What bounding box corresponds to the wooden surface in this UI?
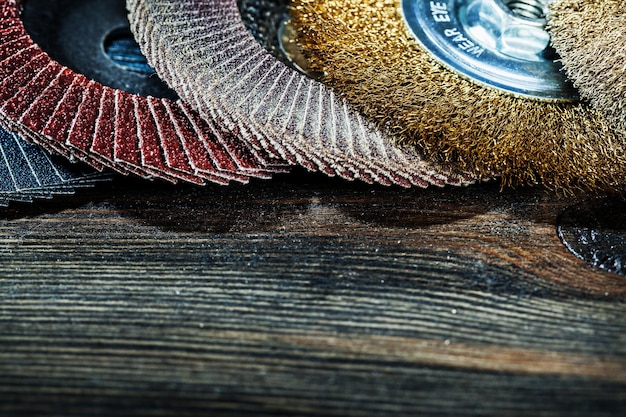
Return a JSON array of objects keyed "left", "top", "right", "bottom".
[{"left": 0, "top": 169, "right": 625, "bottom": 416}]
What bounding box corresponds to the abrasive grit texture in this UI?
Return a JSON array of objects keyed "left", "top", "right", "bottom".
[{"left": 291, "top": 0, "right": 626, "bottom": 191}]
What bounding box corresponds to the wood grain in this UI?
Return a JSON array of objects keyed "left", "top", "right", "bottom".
[{"left": 0, "top": 170, "right": 624, "bottom": 416}]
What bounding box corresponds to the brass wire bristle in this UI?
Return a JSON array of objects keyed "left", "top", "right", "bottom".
[
  {"left": 291, "top": 0, "right": 626, "bottom": 191},
  {"left": 548, "top": 0, "right": 625, "bottom": 135}
]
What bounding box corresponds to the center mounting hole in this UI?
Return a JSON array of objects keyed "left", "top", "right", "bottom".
[
  {"left": 21, "top": 0, "right": 178, "bottom": 100},
  {"left": 103, "top": 27, "right": 156, "bottom": 76}
]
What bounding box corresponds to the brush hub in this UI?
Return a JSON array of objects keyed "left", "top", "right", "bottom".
[{"left": 402, "top": 0, "right": 578, "bottom": 101}]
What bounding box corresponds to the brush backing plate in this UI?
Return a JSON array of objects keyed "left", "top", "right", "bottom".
[
  {"left": 240, "top": 0, "right": 317, "bottom": 77},
  {"left": 127, "top": 0, "right": 474, "bottom": 188},
  {"left": 239, "top": 0, "right": 291, "bottom": 68},
  {"left": 0, "top": 0, "right": 287, "bottom": 187}
]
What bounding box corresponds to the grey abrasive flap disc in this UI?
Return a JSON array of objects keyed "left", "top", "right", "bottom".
[
  {"left": 0, "top": 126, "right": 108, "bottom": 206},
  {"left": 126, "top": 0, "right": 474, "bottom": 188}
]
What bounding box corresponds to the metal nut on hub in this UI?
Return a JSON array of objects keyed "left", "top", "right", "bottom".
[
  {"left": 465, "top": 0, "right": 551, "bottom": 61},
  {"left": 402, "top": 0, "right": 577, "bottom": 101}
]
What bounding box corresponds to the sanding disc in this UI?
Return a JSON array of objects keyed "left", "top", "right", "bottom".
[
  {"left": 0, "top": 125, "right": 107, "bottom": 206},
  {"left": 291, "top": 0, "right": 626, "bottom": 191},
  {"left": 126, "top": 0, "right": 474, "bottom": 188},
  {"left": 0, "top": 0, "right": 287, "bottom": 186},
  {"left": 548, "top": 0, "right": 625, "bottom": 134}
]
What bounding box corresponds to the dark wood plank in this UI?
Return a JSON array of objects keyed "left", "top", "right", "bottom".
[{"left": 0, "top": 170, "right": 624, "bottom": 416}]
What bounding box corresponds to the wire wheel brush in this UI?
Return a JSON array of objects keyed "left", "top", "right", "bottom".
[
  {"left": 548, "top": 0, "right": 625, "bottom": 135},
  {"left": 291, "top": 0, "right": 626, "bottom": 191},
  {"left": 126, "top": 0, "right": 474, "bottom": 188}
]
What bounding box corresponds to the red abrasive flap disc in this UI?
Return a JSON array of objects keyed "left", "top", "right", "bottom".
[{"left": 0, "top": 0, "right": 289, "bottom": 186}]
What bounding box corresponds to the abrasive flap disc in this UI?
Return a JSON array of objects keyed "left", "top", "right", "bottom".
[
  {"left": 0, "top": 0, "right": 288, "bottom": 186},
  {"left": 0, "top": 126, "right": 107, "bottom": 206},
  {"left": 127, "top": 0, "right": 474, "bottom": 188},
  {"left": 291, "top": 0, "right": 626, "bottom": 191},
  {"left": 548, "top": 0, "right": 626, "bottom": 134}
]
